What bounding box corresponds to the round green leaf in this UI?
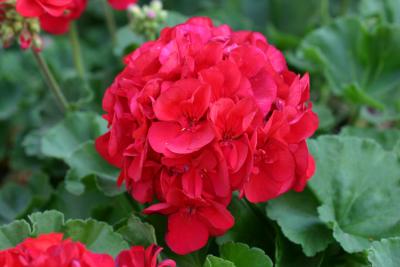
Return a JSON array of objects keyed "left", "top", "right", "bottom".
[
  {"left": 220, "top": 242, "right": 273, "bottom": 267},
  {"left": 204, "top": 255, "right": 236, "bottom": 267},
  {"left": 65, "top": 219, "right": 129, "bottom": 257},
  {"left": 309, "top": 136, "right": 400, "bottom": 253},
  {"left": 117, "top": 214, "right": 157, "bottom": 247},
  {"left": 368, "top": 237, "right": 400, "bottom": 267},
  {"left": 266, "top": 189, "right": 333, "bottom": 256}
]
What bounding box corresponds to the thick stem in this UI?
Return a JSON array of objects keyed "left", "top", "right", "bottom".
[
  {"left": 102, "top": 0, "right": 117, "bottom": 46},
  {"left": 69, "top": 22, "right": 86, "bottom": 80},
  {"left": 32, "top": 50, "right": 69, "bottom": 112}
]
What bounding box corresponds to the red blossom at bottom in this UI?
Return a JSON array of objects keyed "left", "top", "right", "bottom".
[
  {"left": 0, "top": 233, "right": 176, "bottom": 267},
  {"left": 0, "top": 233, "right": 114, "bottom": 267}
]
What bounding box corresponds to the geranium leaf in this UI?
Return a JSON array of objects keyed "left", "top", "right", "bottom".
[
  {"left": 0, "top": 173, "right": 52, "bottom": 225},
  {"left": 368, "top": 237, "right": 400, "bottom": 267},
  {"left": 359, "top": 0, "right": 400, "bottom": 25},
  {"left": 274, "top": 233, "right": 326, "bottom": 267},
  {"left": 64, "top": 219, "right": 129, "bottom": 256},
  {"left": 266, "top": 189, "right": 333, "bottom": 256},
  {"left": 0, "top": 220, "right": 31, "bottom": 250},
  {"left": 309, "top": 136, "right": 400, "bottom": 253},
  {"left": 117, "top": 214, "right": 157, "bottom": 247},
  {"left": 29, "top": 210, "right": 64, "bottom": 235},
  {"left": 220, "top": 242, "right": 273, "bottom": 267},
  {"left": 65, "top": 141, "right": 122, "bottom": 196},
  {"left": 41, "top": 111, "right": 106, "bottom": 159},
  {"left": 217, "top": 197, "right": 273, "bottom": 251},
  {"left": 204, "top": 255, "right": 236, "bottom": 267},
  {"left": 294, "top": 17, "right": 400, "bottom": 121},
  {"left": 340, "top": 126, "right": 400, "bottom": 150}
]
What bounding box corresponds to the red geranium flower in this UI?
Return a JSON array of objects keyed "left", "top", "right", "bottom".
[
  {"left": 16, "top": 0, "right": 72, "bottom": 17},
  {"left": 0, "top": 233, "right": 114, "bottom": 267},
  {"left": 15, "top": 0, "right": 87, "bottom": 35},
  {"left": 108, "top": 0, "right": 137, "bottom": 10},
  {"left": 96, "top": 17, "right": 318, "bottom": 254},
  {"left": 40, "top": 0, "right": 87, "bottom": 34},
  {"left": 117, "top": 244, "right": 176, "bottom": 267}
]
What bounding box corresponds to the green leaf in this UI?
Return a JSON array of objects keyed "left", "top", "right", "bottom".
[
  {"left": 65, "top": 141, "right": 122, "bottom": 196},
  {"left": 0, "top": 80, "right": 23, "bottom": 120},
  {"left": 0, "top": 173, "right": 52, "bottom": 224},
  {"left": 294, "top": 17, "right": 400, "bottom": 119},
  {"left": 204, "top": 255, "right": 236, "bottom": 267},
  {"left": 117, "top": 214, "right": 157, "bottom": 247},
  {"left": 313, "top": 104, "right": 335, "bottom": 131},
  {"left": 265, "top": 0, "right": 323, "bottom": 49},
  {"left": 114, "top": 26, "right": 145, "bottom": 57},
  {"left": 274, "top": 233, "right": 325, "bottom": 267},
  {"left": 0, "top": 220, "right": 31, "bottom": 249},
  {"left": 50, "top": 176, "right": 133, "bottom": 224},
  {"left": 340, "top": 126, "right": 400, "bottom": 150},
  {"left": 266, "top": 189, "right": 333, "bottom": 256},
  {"left": 368, "top": 237, "right": 400, "bottom": 267},
  {"left": 29, "top": 210, "right": 64, "bottom": 235},
  {"left": 217, "top": 197, "right": 273, "bottom": 252},
  {"left": 309, "top": 136, "right": 400, "bottom": 253},
  {"left": 359, "top": 0, "right": 400, "bottom": 25},
  {"left": 41, "top": 111, "right": 106, "bottom": 159},
  {"left": 220, "top": 242, "right": 273, "bottom": 267},
  {"left": 64, "top": 219, "right": 129, "bottom": 256}
]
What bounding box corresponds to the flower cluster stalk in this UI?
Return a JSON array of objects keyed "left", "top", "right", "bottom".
[{"left": 32, "top": 49, "right": 69, "bottom": 113}]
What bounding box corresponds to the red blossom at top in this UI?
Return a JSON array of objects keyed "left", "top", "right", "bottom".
[
  {"left": 16, "top": 0, "right": 72, "bottom": 17},
  {"left": 96, "top": 17, "right": 319, "bottom": 254},
  {"left": 16, "top": 0, "right": 87, "bottom": 35},
  {"left": 108, "top": 0, "right": 137, "bottom": 10},
  {"left": 39, "top": 0, "right": 87, "bottom": 34},
  {"left": 0, "top": 233, "right": 114, "bottom": 267}
]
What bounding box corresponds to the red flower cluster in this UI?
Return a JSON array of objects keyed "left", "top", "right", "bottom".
[
  {"left": 96, "top": 17, "right": 318, "bottom": 254},
  {"left": 108, "top": 0, "right": 137, "bottom": 10},
  {"left": 0, "top": 233, "right": 114, "bottom": 267},
  {"left": 16, "top": 0, "right": 87, "bottom": 34},
  {"left": 0, "top": 233, "right": 175, "bottom": 267}
]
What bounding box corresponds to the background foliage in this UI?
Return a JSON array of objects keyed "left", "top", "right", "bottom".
[{"left": 1, "top": 0, "right": 399, "bottom": 266}]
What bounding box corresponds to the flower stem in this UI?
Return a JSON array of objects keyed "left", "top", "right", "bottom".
[
  {"left": 102, "top": 0, "right": 117, "bottom": 46},
  {"left": 69, "top": 22, "right": 86, "bottom": 80},
  {"left": 32, "top": 50, "right": 69, "bottom": 113}
]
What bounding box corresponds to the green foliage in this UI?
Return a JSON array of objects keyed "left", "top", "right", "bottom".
[
  {"left": 117, "top": 214, "right": 157, "bottom": 247},
  {"left": 368, "top": 238, "right": 400, "bottom": 267},
  {"left": 294, "top": 16, "right": 400, "bottom": 121},
  {"left": 309, "top": 136, "right": 400, "bottom": 253},
  {"left": 220, "top": 242, "right": 273, "bottom": 267},
  {"left": 204, "top": 256, "right": 236, "bottom": 267},
  {"left": 266, "top": 189, "right": 333, "bottom": 256},
  {"left": 0, "top": 173, "right": 52, "bottom": 224}
]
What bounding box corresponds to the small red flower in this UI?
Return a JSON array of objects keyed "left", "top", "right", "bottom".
[
  {"left": 39, "top": 0, "right": 87, "bottom": 34},
  {"left": 16, "top": 0, "right": 72, "bottom": 17},
  {"left": 0, "top": 233, "right": 114, "bottom": 267},
  {"left": 96, "top": 17, "right": 319, "bottom": 254},
  {"left": 108, "top": 0, "right": 137, "bottom": 10},
  {"left": 116, "top": 244, "right": 176, "bottom": 267}
]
